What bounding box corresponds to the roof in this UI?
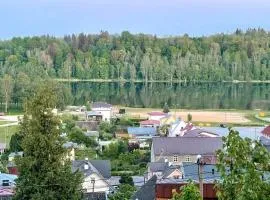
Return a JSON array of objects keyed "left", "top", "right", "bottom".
[
  {"left": 72, "top": 160, "right": 111, "bottom": 179},
  {"left": 152, "top": 137, "right": 222, "bottom": 156},
  {"left": 140, "top": 120, "right": 160, "bottom": 125},
  {"left": 262, "top": 126, "right": 270, "bottom": 136},
  {"left": 8, "top": 152, "right": 23, "bottom": 157},
  {"left": 108, "top": 176, "right": 145, "bottom": 187},
  {"left": 84, "top": 131, "right": 99, "bottom": 137},
  {"left": 85, "top": 111, "right": 103, "bottom": 116},
  {"left": 0, "top": 188, "right": 14, "bottom": 196},
  {"left": 132, "top": 175, "right": 157, "bottom": 200},
  {"left": 83, "top": 192, "right": 106, "bottom": 200},
  {"left": 148, "top": 162, "right": 168, "bottom": 172},
  {"left": 128, "top": 127, "right": 157, "bottom": 136},
  {"left": 63, "top": 142, "right": 78, "bottom": 149},
  {"left": 0, "top": 173, "right": 17, "bottom": 186},
  {"left": 183, "top": 128, "right": 219, "bottom": 137},
  {"left": 259, "top": 136, "right": 270, "bottom": 151},
  {"left": 157, "top": 162, "right": 221, "bottom": 184},
  {"left": 92, "top": 102, "right": 112, "bottom": 109},
  {"left": 148, "top": 112, "right": 166, "bottom": 116}
]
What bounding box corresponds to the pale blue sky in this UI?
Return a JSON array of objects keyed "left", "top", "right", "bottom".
[{"left": 1, "top": 0, "right": 270, "bottom": 39}]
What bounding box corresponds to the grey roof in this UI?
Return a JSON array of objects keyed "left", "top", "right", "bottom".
[
  {"left": 157, "top": 162, "right": 221, "bottom": 184},
  {"left": 76, "top": 121, "right": 99, "bottom": 131},
  {"left": 259, "top": 136, "right": 270, "bottom": 151},
  {"left": 128, "top": 127, "right": 157, "bottom": 136},
  {"left": 72, "top": 160, "right": 111, "bottom": 179},
  {"left": 63, "top": 142, "right": 78, "bottom": 149},
  {"left": 132, "top": 175, "right": 157, "bottom": 200},
  {"left": 152, "top": 137, "right": 222, "bottom": 156},
  {"left": 148, "top": 162, "right": 168, "bottom": 172},
  {"left": 92, "top": 102, "right": 112, "bottom": 109},
  {"left": 86, "top": 111, "right": 103, "bottom": 116},
  {"left": 108, "top": 176, "right": 145, "bottom": 187},
  {"left": 183, "top": 128, "right": 219, "bottom": 137},
  {"left": 162, "top": 165, "right": 184, "bottom": 179}
]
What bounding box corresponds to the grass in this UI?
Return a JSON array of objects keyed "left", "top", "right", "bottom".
[
  {"left": 0, "top": 121, "right": 14, "bottom": 125},
  {"left": 0, "top": 125, "right": 18, "bottom": 144}
]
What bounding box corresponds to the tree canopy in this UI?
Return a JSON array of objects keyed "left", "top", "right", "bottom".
[
  {"left": 216, "top": 129, "right": 270, "bottom": 200},
  {"left": 14, "top": 84, "right": 83, "bottom": 200}
]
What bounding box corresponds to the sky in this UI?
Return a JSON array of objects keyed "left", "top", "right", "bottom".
[{"left": 1, "top": 0, "right": 270, "bottom": 39}]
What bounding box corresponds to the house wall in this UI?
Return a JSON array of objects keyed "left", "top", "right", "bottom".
[
  {"left": 92, "top": 108, "right": 112, "bottom": 122},
  {"left": 153, "top": 155, "right": 217, "bottom": 164},
  {"left": 83, "top": 173, "right": 110, "bottom": 193},
  {"left": 156, "top": 183, "right": 217, "bottom": 200}
]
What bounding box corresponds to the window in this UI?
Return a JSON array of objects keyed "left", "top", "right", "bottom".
[
  {"left": 173, "top": 155, "right": 178, "bottom": 162},
  {"left": 185, "top": 156, "right": 191, "bottom": 162}
]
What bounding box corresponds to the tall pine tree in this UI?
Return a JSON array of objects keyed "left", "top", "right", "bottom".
[{"left": 14, "top": 84, "right": 82, "bottom": 200}]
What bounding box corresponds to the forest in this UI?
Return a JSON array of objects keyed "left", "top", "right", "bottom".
[{"left": 1, "top": 28, "right": 270, "bottom": 83}]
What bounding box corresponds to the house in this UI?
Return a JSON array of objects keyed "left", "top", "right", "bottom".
[
  {"left": 108, "top": 176, "right": 145, "bottom": 189},
  {"left": 0, "top": 173, "right": 17, "bottom": 187},
  {"left": 91, "top": 102, "right": 113, "bottom": 123},
  {"left": 135, "top": 162, "right": 220, "bottom": 200},
  {"left": 127, "top": 127, "right": 157, "bottom": 139},
  {"left": 147, "top": 162, "right": 169, "bottom": 180},
  {"left": 0, "top": 143, "right": 6, "bottom": 154},
  {"left": 63, "top": 142, "right": 78, "bottom": 161},
  {"left": 8, "top": 152, "right": 23, "bottom": 162},
  {"left": 72, "top": 159, "right": 112, "bottom": 194},
  {"left": 140, "top": 120, "right": 160, "bottom": 129},
  {"left": 259, "top": 136, "right": 270, "bottom": 151},
  {"left": 151, "top": 137, "right": 222, "bottom": 164},
  {"left": 85, "top": 111, "right": 103, "bottom": 122},
  {"left": 261, "top": 125, "right": 270, "bottom": 137},
  {"left": 148, "top": 112, "right": 168, "bottom": 121},
  {"left": 168, "top": 119, "right": 194, "bottom": 137},
  {"left": 0, "top": 188, "right": 14, "bottom": 200},
  {"left": 76, "top": 121, "right": 99, "bottom": 131},
  {"left": 155, "top": 162, "right": 220, "bottom": 200},
  {"left": 183, "top": 128, "right": 219, "bottom": 138},
  {"left": 131, "top": 175, "right": 157, "bottom": 200}
]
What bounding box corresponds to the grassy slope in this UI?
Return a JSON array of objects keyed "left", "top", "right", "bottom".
[{"left": 0, "top": 125, "right": 18, "bottom": 144}]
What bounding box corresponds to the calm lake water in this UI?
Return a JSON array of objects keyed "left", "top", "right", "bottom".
[{"left": 67, "top": 82, "right": 270, "bottom": 110}]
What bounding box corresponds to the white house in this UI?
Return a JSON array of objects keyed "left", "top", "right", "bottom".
[
  {"left": 72, "top": 160, "right": 112, "bottom": 194},
  {"left": 168, "top": 119, "right": 191, "bottom": 137},
  {"left": 91, "top": 102, "right": 113, "bottom": 123}
]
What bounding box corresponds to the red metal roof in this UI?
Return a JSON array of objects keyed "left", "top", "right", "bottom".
[
  {"left": 148, "top": 112, "right": 166, "bottom": 116},
  {"left": 262, "top": 126, "right": 270, "bottom": 136},
  {"left": 140, "top": 120, "right": 160, "bottom": 125}
]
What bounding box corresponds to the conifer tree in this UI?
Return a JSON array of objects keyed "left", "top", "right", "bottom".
[{"left": 14, "top": 85, "right": 82, "bottom": 200}]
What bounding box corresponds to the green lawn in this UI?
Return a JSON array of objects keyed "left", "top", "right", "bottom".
[
  {"left": 0, "top": 125, "right": 18, "bottom": 144},
  {"left": 0, "top": 121, "right": 14, "bottom": 125}
]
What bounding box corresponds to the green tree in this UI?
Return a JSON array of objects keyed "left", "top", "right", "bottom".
[
  {"left": 187, "top": 113, "right": 192, "bottom": 122},
  {"left": 1, "top": 74, "right": 13, "bottom": 113},
  {"left": 163, "top": 102, "right": 170, "bottom": 113},
  {"left": 109, "top": 184, "right": 136, "bottom": 200},
  {"left": 9, "top": 132, "right": 23, "bottom": 152},
  {"left": 14, "top": 85, "right": 83, "bottom": 200},
  {"left": 172, "top": 181, "right": 202, "bottom": 200},
  {"left": 119, "top": 174, "right": 134, "bottom": 186},
  {"left": 216, "top": 129, "right": 270, "bottom": 200}
]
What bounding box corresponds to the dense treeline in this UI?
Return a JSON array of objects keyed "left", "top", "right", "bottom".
[{"left": 1, "top": 28, "right": 270, "bottom": 83}]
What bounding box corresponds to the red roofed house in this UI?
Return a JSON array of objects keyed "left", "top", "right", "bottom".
[
  {"left": 140, "top": 120, "right": 160, "bottom": 129},
  {"left": 148, "top": 112, "right": 168, "bottom": 121},
  {"left": 261, "top": 125, "right": 270, "bottom": 137}
]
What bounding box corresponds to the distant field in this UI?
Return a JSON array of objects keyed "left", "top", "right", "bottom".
[
  {"left": 120, "top": 107, "right": 269, "bottom": 125},
  {"left": 0, "top": 125, "right": 18, "bottom": 144}
]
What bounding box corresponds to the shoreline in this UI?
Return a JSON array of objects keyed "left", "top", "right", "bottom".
[{"left": 55, "top": 78, "right": 270, "bottom": 83}]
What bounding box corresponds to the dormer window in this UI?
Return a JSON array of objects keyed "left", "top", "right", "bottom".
[{"left": 173, "top": 155, "right": 178, "bottom": 162}]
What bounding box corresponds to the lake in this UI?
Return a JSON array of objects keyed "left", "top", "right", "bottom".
[{"left": 67, "top": 82, "right": 270, "bottom": 110}]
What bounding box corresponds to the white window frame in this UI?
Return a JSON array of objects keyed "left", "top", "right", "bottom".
[
  {"left": 173, "top": 155, "right": 178, "bottom": 162},
  {"left": 185, "top": 155, "right": 191, "bottom": 162}
]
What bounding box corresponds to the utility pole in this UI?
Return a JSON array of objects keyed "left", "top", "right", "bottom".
[
  {"left": 197, "top": 155, "right": 204, "bottom": 199},
  {"left": 91, "top": 178, "right": 95, "bottom": 192}
]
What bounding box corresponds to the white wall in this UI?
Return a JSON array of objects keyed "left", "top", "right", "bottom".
[
  {"left": 83, "top": 173, "right": 110, "bottom": 193},
  {"left": 149, "top": 115, "right": 165, "bottom": 121},
  {"left": 92, "top": 108, "right": 112, "bottom": 122}
]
